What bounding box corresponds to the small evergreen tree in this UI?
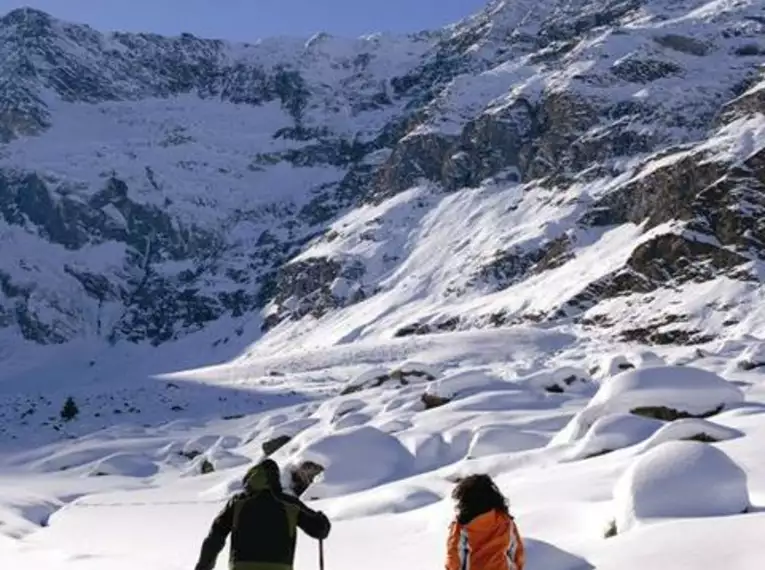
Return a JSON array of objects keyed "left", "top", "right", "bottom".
[{"left": 60, "top": 397, "right": 79, "bottom": 421}]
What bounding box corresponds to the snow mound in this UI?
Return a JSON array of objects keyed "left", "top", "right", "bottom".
[
  {"left": 398, "top": 432, "right": 455, "bottom": 472},
  {"left": 341, "top": 368, "right": 392, "bottom": 394},
  {"left": 613, "top": 441, "right": 750, "bottom": 533},
  {"left": 341, "top": 363, "right": 437, "bottom": 395},
  {"left": 594, "top": 351, "right": 664, "bottom": 378},
  {"left": 524, "top": 539, "right": 595, "bottom": 570},
  {"left": 333, "top": 412, "right": 372, "bottom": 430},
  {"left": 88, "top": 453, "right": 159, "bottom": 478},
  {"left": 425, "top": 368, "right": 505, "bottom": 401},
  {"left": 286, "top": 426, "right": 415, "bottom": 499},
  {"left": 204, "top": 448, "right": 251, "bottom": 471},
  {"left": 33, "top": 448, "right": 121, "bottom": 473},
  {"left": 638, "top": 419, "right": 743, "bottom": 454},
  {"left": 551, "top": 366, "right": 744, "bottom": 445},
  {"left": 329, "top": 398, "right": 367, "bottom": 422},
  {"left": 375, "top": 418, "right": 413, "bottom": 433},
  {"left": 631, "top": 351, "right": 665, "bottom": 369},
  {"left": 518, "top": 366, "right": 594, "bottom": 394},
  {"left": 592, "top": 355, "right": 635, "bottom": 379},
  {"left": 0, "top": 491, "right": 63, "bottom": 539},
  {"left": 734, "top": 342, "right": 765, "bottom": 371},
  {"left": 246, "top": 417, "right": 320, "bottom": 452},
  {"left": 327, "top": 484, "right": 441, "bottom": 520},
  {"left": 181, "top": 435, "right": 221, "bottom": 457},
  {"left": 467, "top": 425, "right": 548, "bottom": 458},
  {"left": 562, "top": 414, "right": 664, "bottom": 462},
  {"left": 398, "top": 361, "right": 440, "bottom": 380}
]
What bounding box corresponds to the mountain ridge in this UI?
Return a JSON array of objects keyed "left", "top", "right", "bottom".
[{"left": 0, "top": 0, "right": 763, "bottom": 360}]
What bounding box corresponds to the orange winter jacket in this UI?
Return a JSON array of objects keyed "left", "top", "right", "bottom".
[{"left": 445, "top": 509, "right": 524, "bottom": 570}]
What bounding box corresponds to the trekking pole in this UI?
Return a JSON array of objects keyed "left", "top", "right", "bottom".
[{"left": 319, "top": 538, "right": 325, "bottom": 570}]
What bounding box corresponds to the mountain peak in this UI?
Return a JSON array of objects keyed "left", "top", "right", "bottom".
[{"left": 0, "top": 6, "right": 54, "bottom": 29}]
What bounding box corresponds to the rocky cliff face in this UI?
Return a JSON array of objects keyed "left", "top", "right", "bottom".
[{"left": 1, "top": 1, "right": 764, "bottom": 352}]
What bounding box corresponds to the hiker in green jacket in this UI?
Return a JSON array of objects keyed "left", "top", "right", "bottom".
[{"left": 194, "top": 458, "right": 331, "bottom": 570}]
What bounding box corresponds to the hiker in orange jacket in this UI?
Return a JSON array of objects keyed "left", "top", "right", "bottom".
[{"left": 445, "top": 474, "right": 525, "bottom": 570}]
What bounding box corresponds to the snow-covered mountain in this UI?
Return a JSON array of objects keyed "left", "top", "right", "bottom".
[
  {"left": 1, "top": 0, "right": 764, "bottom": 356},
  {"left": 2, "top": 4, "right": 765, "bottom": 569}
]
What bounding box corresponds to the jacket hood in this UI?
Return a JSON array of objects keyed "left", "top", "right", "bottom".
[
  {"left": 242, "top": 459, "right": 282, "bottom": 493},
  {"left": 462, "top": 509, "right": 511, "bottom": 535}
]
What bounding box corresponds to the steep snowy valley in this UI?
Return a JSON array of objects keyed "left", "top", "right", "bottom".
[{"left": 2, "top": 0, "right": 765, "bottom": 569}]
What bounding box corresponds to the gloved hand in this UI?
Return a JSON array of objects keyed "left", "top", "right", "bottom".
[{"left": 316, "top": 511, "right": 331, "bottom": 537}]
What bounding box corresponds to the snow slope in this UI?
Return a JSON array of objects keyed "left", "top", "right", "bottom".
[{"left": 1, "top": 0, "right": 764, "bottom": 353}]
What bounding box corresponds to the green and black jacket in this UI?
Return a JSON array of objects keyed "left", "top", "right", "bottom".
[{"left": 194, "top": 463, "right": 331, "bottom": 570}]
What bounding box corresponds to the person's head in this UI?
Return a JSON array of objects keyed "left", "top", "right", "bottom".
[
  {"left": 451, "top": 474, "right": 509, "bottom": 524},
  {"left": 243, "top": 458, "right": 283, "bottom": 493}
]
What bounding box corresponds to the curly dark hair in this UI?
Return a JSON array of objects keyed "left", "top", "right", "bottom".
[{"left": 451, "top": 474, "right": 510, "bottom": 525}]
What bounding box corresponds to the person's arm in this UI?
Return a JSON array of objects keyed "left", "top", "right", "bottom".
[
  {"left": 292, "top": 498, "right": 331, "bottom": 540},
  {"left": 510, "top": 519, "right": 525, "bottom": 570},
  {"left": 445, "top": 521, "right": 462, "bottom": 570},
  {"left": 194, "top": 498, "right": 236, "bottom": 570}
]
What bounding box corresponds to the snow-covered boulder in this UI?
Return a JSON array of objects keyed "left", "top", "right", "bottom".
[
  {"left": 340, "top": 363, "right": 436, "bottom": 395},
  {"left": 638, "top": 418, "right": 743, "bottom": 454},
  {"left": 180, "top": 447, "right": 249, "bottom": 477},
  {"left": 397, "top": 361, "right": 440, "bottom": 380},
  {"left": 375, "top": 417, "right": 413, "bottom": 434},
  {"left": 631, "top": 350, "right": 665, "bottom": 369},
  {"left": 340, "top": 367, "right": 391, "bottom": 395},
  {"left": 245, "top": 417, "right": 319, "bottom": 453},
  {"left": 562, "top": 414, "right": 664, "bottom": 462},
  {"left": 180, "top": 435, "right": 220, "bottom": 459},
  {"left": 602, "top": 366, "right": 744, "bottom": 420},
  {"left": 333, "top": 412, "right": 372, "bottom": 430},
  {"left": 284, "top": 426, "right": 415, "bottom": 499},
  {"left": 734, "top": 342, "right": 765, "bottom": 371},
  {"left": 518, "top": 366, "right": 594, "bottom": 394},
  {"left": 591, "top": 354, "right": 635, "bottom": 379},
  {"left": 550, "top": 366, "right": 744, "bottom": 445},
  {"left": 424, "top": 368, "right": 505, "bottom": 402},
  {"left": 467, "top": 425, "right": 548, "bottom": 458},
  {"left": 88, "top": 453, "right": 159, "bottom": 478},
  {"left": 262, "top": 435, "right": 292, "bottom": 456},
  {"left": 329, "top": 398, "right": 367, "bottom": 422},
  {"left": 613, "top": 441, "right": 750, "bottom": 533},
  {"left": 398, "top": 432, "right": 453, "bottom": 472},
  {"left": 206, "top": 448, "right": 251, "bottom": 470}
]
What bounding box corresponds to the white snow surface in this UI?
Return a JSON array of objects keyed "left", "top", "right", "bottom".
[{"left": 2, "top": 326, "right": 765, "bottom": 570}]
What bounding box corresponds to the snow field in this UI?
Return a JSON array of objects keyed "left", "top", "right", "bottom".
[{"left": 1, "top": 330, "right": 764, "bottom": 570}]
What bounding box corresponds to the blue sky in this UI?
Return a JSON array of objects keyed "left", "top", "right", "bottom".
[{"left": 0, "top": 1, "right": 490, "bottom": 40}]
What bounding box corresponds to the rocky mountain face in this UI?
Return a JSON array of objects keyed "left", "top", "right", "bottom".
[{"left": 0, "top": 0, "right": 764, "bottom": 353}]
